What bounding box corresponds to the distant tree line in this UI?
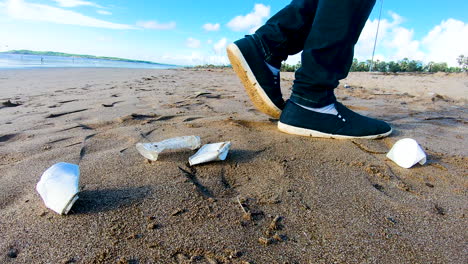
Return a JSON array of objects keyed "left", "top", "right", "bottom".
[
  {"left": 281, "top": 55, "right": 468, "bottom": 73},
  {"left": 280, "top": 62, "right": 302, "bottom": 72}
]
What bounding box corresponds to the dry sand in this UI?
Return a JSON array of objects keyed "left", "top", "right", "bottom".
[{"left": 0, "top": 68, "right": 467, "bottom": 263}]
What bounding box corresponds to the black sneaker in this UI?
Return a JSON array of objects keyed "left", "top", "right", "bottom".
[
  {"left": 227, "top": 35, "right": 285, "bottom": 118},
  {"left": 278, "top": 100, "right": 392, "bottom": 139}
]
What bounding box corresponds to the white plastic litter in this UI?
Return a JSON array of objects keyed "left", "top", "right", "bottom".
[
  {"left": 386, "top": 138, "right": 427, "bottom": 168},
  {"left": 136, "top": 136, "right": 201, "bottom": 161},
  {"left": 36, "top": 162, "right": 80, "bottom": 215},
  {"left": 189, "top": 141, "right": 231, "bottom": 166}
]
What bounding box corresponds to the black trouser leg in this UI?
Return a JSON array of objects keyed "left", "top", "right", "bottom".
[
  {"left": 254, "top": 0, "right": 318, "bottom": 67},
  {"left": 255, "top": 0, "right": 376, "bottom": 107},
  {"left": 292, "top": 0, "right": 376, "bottom": 107}
]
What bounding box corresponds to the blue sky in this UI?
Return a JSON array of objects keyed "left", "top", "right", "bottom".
[{"left": 0, "top": 0, "right": 467, "bottom": 66}]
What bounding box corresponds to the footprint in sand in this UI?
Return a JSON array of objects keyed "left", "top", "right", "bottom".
[
  {"left": 1, "top": 99, "right": 22, "bottom": 108},
  {"left": 0, "top": 133, "right": 20, "bottom": 143},
  {"left": 102, "top": 101, "right": 123, "bottom": 107},
  {"left": 60, "top": 124, "right": 93, "bottom": 132},
  {"left": 79, "top": 134, "right": 97, "bottom": 161},
  {"left": 182, "top": 117, "right": 203, "bottom": 122},
  {"left": 46, "top": 109, "right": 88, "bottom": 118},
  {"left": 117, "top": 113, "right": 176, "bottom": 125},
  {"left": 57, "top": 99, "right": 79, "bottom": 104}
]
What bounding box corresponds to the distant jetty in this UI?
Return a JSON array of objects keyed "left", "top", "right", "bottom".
[{"left": 1, "top": 50, "right": 174, "bottom": 66}]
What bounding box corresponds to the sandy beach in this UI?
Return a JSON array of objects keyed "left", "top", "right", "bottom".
[{"left": 0, "top": 68, "right": 467, "bottom": 263}]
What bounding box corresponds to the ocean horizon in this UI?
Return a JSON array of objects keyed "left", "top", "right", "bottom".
[{"left": 0, "top": 53, "right": 179, "bottom": 70}]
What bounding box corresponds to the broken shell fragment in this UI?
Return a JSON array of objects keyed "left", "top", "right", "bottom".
[
  {"left": 136, "top": 136, "right": 201, "bottom": 161},
  {"left": 36, "top": 162, "right": 80, "bottom": 215},
  {"left": 189, "top": 141, "right": 231, "bottom": 166},
  {"left": 386, "top": 138, "right": 427, "bottom": 168}
]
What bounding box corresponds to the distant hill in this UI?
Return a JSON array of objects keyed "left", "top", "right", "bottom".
[{"left": 1, "top": 50, "right": 172, "bottom": 66}]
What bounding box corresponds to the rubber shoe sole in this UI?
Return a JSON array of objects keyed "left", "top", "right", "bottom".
[
  {"left": 278, "top": 121, "right": 392, "bottom": 139},
  {"left": 227, "top": 43, "right": 282, "bottom": 118}
]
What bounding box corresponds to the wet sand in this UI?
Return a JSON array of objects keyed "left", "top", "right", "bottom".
[{"left": 0, "top": 68, "right": 467, "bottom": 263}]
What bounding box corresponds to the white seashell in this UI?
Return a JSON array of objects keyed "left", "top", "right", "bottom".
[
  {"left": 136, "top": 136, "right": 201, "bottom": 161},
  {"left": 386, "top": 138, "right": 427, "bottom": 168},
  {"left": 36, "top": 162, "right": 80, "bottom": 215},
  {"left": 189, "top": 141, "right": 231, "bottom": 166}
]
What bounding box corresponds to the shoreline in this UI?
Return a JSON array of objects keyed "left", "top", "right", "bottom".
[
  {"left": 0, "top": 65, "right": 180, "bottom": 70},
  {"left": 0, "top": 53, "right": 179, "bottom": 70}
]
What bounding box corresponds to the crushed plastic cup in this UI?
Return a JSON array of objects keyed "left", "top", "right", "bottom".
[
  {"left": 386, "top": 138, "right": 427, "bottom": 168},
  {"left": 36, "top": 162, "right": 80, "bottom": 215},
  {"left": 189, "top": 141, "right": 231, "bottom": 166},
  {"left": 136, "top": 135, "right": 201, "bottom": 161}
]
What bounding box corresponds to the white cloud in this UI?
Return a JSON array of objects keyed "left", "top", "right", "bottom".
[
  {"left": 203, "top": 23, "right": 220, "bottom": 31},
  {"left": 97, "top": 10, "right": 111, "bottom": 15},
  {"left": 356, "top": 13, "right": 393, "bottom": 60},
  {"left": 227, "top": 4, "right": 270, "bottom": 33},
  {"left": 96, "top": 35, "right": 113, "bottom": 42},
  {"left": 213, "top": 38, "right": 227, "bottom": 54},
  {"left": 52, "top": 0, "right": 101, "bottom": 8},
  {"left": 387, "top": 27, "right": 424, "bottom": 61},
  {"left": 355, "top": 11, "right": 411, "bottom": 61},
  {"left": 421, "top": 19, "right": 468, "bottom": 65},
  {"left": 159, "top": 38, "right": 230, "bottom": 65},
  {"left": 136, "top": 20, "right": 176, "bottom": 30},
  {"left": 161, "top": 52, "right": 204, "bottom": 66},
  {"left": 160, "top": 52, "right": 229, "bottom": 66},
  {"left": 207, "top": 39, "right": 213, "bottom": 44},
  {"left": 355, "top": 11, "right": 466, "bottom": 66},
  {"left": 5, "top": 0, "right": 134, "bottom": 29},
  {"left": 186, "top": 37, "right": 201, "bottom": 49},
  {"left": 285, "top": 53, "right": 302, "bottom": 66}
]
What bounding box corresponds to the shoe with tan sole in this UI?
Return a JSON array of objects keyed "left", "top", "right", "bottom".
[{"left": 227, "top": 36, "right": 284, "bottom": 118}]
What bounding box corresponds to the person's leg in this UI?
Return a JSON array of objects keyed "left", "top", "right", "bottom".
[
  {"left": 254, "top": 0, "right": 318, "bottom": 68},
  {"left": 226, "top": 0, "right": 315, "bottom": 118},
  {"left": 291, "top": 0, "right": 375, "bottom": 107},
  {"left": 278, "top": 0, "right": 392, "bottom": 139}
]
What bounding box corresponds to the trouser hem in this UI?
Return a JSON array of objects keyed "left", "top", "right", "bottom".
[{"left": 290, "top": 92, "right": 336, "bottom": 108}]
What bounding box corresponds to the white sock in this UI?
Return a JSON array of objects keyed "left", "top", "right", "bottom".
[
  {"left": 295, "top": 102, "right": 338, "bottom": 115},
  {"left": 265, "top": 62, "right": 280, "bottom": 75}
]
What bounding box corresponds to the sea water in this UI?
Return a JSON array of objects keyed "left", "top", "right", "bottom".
[{"left": 0, "top": 53, "right": 178, "bottom": 69}]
